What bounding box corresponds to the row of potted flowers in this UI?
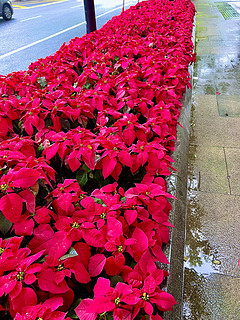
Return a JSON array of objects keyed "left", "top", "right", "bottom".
[{"left": 0, "top": 0, "right": 196, "bottom": 319}]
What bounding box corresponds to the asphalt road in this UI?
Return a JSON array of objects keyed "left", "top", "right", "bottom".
[{"left": 0, "top": 0, "right": 139, "bottom": 75}]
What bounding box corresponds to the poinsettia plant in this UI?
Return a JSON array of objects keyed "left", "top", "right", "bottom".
[{"left": 0, "top": 0, "right": 196, "bottom": 319}]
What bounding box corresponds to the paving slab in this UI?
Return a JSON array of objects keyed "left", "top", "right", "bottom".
[
  {"left": 191, "top": 117, "right": 240, "bottom": 148},
  {"left": 192, "top": 94, "right": 219, "bottom": 118},
  {"left": 217, "top": 95, "right": 240, "bottom": 116},
  {"left": 188, "top": 145, "right": 229, "bottom": 194}
]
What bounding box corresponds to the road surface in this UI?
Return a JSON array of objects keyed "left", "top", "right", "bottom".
[{"left": 0, "top": 0, "right": 139, "bottom": 75}]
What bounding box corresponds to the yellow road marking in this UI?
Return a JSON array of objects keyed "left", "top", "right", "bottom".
[
  {"left": 13, "top": 4, "right": 27, "bottom": 8},
  {"left": 13, "top": 0, "right": 67, "bottom": 9},
  {"left": 14, "top": 0, "right": 66, "bottom": 4}
]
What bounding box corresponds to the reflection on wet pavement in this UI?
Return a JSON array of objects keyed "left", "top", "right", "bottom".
[{"left": 183, "top": 268, "right": 211, "bottom": 320}]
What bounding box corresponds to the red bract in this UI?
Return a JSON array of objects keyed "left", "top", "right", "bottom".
[
  {"left": 135, "top": 275, "right": 177, "bottom": 315},
  {"left": 96, "top": 135, "right": 132, "bottom": 180},
  {"left": 0, "top": 240, "right": 44, "bottom": 317},
  {"left": 14, "top": 297, "right": 70, "bottom": 320},
  {"left": 0, "top": 193, "right": 23, "bottom": 223},
  {"left": 0, "top": 0, "right": 196, "bottom": 318},
  {"left": 38, "top": 256, "right": 71, "bottom": 294},
  {"left": 76, "top": 278, "right": 140, "bottom": 319},
  {"left": 105, "top": 217, "right": 135, "bottom": 255},
  {"left": 0, "top": 237, "right": 23, "bottom": 275},
  {"left": 0, "top": 249, "right": 43, "bottom": 298}
]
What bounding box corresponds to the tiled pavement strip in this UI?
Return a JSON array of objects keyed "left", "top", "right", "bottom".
[{"left": 182, "top": 0, "right": 240, "bottom": 319}]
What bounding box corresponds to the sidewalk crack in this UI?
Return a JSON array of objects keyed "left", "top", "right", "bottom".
[{"left": 223, "top": 147, "right": 232, "bottom": 194}]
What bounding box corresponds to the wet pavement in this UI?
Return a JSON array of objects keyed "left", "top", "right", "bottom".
[{"left": 183, "top": 0, "right": 240, "bottom": 318}]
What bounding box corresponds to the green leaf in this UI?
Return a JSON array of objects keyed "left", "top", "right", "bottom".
[
  {"left": 60, "top": 247, "right": 78, "bottom": 260},
  {"left": 99, "top": 312, "right": 107, "bottom": 319},
  {"left": 69, "top": 247, "right": 78, "bottom": 255},
  {"left": 67, "top": 298, "right": 82, "bottom": 319},
  {"left": 106, "top": 313, "right": 114, "bottom": 320},
  {"left": 93, "top": 197, "right": 106, "bottom": 206},
  {"left": 120, "top": 196, "right": 126, "bottom": 203},
  {"left": 76, "top": 171, "right": 88, "bottom": 187},
  {"left": 37, "top": 144, "right": 44, "bottom": 152},
  {"left": 0, "top": 212, "right": 12, "bottom": 235},
  {"left": 93, "top": 170, "right": 110, "bottom": 188},
  {"left": 83, "top": 80, "right": 91, "bottom": 89},
  {"left": 82, "top": 164, "right": 92, "bottom": 173},
  {"left": 133, "top": 167, "right": 146, "bottom": 181},
  {"left": 110, "top": 275, "right": 124, "bottom": 287},
  {"left": 37, "top": 76, "right": 47, "bottom": 89}
]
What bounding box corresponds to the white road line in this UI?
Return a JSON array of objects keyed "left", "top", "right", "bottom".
[
  {"left": 0, "top": 21, "right": 85, "bottom": 60},
  {"left": 0, "top": 1, "right": 135, "bottom": 60},
  {"left": 70, "top": 5, "right": 83, "bottom": 8},
  {"left": 21, "top": 15, "right": 42, "bottom": 22},
  {"left": 96, "top": 1, "right": 135, "bottom": 19},
  {"left": 25, "top": 1, "right": 68, "bottom": 9}
]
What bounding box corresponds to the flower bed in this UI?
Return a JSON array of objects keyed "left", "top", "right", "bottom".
[{"left": 0, "top": 0, "right": 196, "bottom": 319}]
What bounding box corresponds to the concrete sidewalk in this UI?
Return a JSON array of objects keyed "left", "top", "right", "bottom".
[{"left": 183, "top": 0, "right": 240, "bottom": 319}]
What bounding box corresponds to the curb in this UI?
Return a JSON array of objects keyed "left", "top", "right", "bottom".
[{"left": 164, "top": 17, "right": 196, "bottom": 320}]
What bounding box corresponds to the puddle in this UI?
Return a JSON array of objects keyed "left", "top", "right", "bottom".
[
  {"left": 183, "top": 268, "right": 211, "bottom": 320},
  {"left": 184, "top": 101, "right": 221, "bottom": 275},
  {"left": 184, "top": 170, "right": 221, "bottom": 275}
]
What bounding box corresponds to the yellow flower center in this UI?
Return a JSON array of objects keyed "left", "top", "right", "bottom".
[
  {"left": 100, "top": 213, "right": 106, "bottom": 219},
  {"left": 17, "top": 271, "right": 24, "bottom": 281},
  {"left": 115, "top": 297, "right": 121, "bottom": 305},
  {"left": 0, "top": 184, "right": 8, "bottom": 191},
  {"left": 71, "top": 222, "right": 80, "bottom": 229},
  {"left": 142, "top": 292, "right": 149, "bottom": 301},
  {"left": 57, "top": 264, "right": 65, "bottom": 271},
  {"left": 118, "top": 245, "right": 123, "bottom": 253}
]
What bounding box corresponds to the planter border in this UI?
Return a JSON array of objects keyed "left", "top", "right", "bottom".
[{"left": 165, "top": 16, "right": 196, "bottom": 320}]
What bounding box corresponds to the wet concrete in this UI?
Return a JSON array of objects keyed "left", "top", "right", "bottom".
[{"left": 183, "top": 0, "right": 240, "bottom": 318}]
